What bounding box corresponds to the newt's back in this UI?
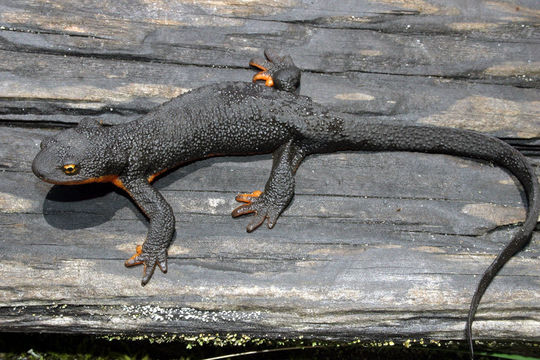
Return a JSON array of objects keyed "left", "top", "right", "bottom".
[{"left": 133, "top": 81, "right": 335, "bottom": 159}]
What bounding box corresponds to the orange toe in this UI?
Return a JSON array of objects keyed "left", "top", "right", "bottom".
[
  {"left": 125, "top": 244, "right": 143, "bottom": 267},
  {"left": 235, "top": 190, "right": 263, "bottom": 203},
  {"left": 252, "top": 72, "right": 274, "bottom": 87}
]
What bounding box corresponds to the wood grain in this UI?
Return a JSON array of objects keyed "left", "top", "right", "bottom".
[{"left": 0, "top": 0, "right": 538, "bottom": 344}]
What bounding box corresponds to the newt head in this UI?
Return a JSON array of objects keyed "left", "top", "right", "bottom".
[{"left": 32, "top": 118, "right": 122, "bottom": 186}]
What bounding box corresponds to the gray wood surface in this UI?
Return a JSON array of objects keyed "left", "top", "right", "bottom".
[{"left": 0, "top": 0, "right": 539, "bottom": 343}]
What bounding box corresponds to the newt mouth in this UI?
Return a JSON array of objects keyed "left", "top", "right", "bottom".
[{"left": 31, "top": 152, "right": 50, "bottom": 181}]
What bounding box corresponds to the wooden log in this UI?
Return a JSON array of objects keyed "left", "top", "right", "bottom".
[
  {"left": 0, "top": 49, "right": 538, "bottom": 140},
  {"left": 0, "top": 0, "right": 538, "bottom": 345},
  {"left": 0, "top": 1, "right": 538, "bottom": 136},
  {"left": 0, "top": 126, "right": 538, "bottom": 341}
]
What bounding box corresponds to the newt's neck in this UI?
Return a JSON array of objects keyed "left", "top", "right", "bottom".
[{"left": 114, "top": 115, "right": 196, "bottom": 173}]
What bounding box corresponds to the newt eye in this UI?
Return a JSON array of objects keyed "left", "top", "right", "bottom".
[{"left": 62, "top": 164, "right": 80, "bottom": 175}]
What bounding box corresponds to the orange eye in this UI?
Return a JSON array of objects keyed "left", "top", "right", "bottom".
[{"left": 62, "top": 164, "right": 79, "bottom": 175}]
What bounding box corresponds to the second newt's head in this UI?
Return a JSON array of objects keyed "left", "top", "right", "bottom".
[{"left": 32, "top": 118, "right": 120, "bottom": 185}]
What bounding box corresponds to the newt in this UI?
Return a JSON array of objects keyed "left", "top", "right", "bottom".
[{"left": 32, "top": 49, "right": 539, "bottom": 359}]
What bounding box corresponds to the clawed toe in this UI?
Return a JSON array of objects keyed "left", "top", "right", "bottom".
[
  {"left": 141, "top": 264, "right": 155, "bottom": 286},
  {"left": 246, "top": 213, "right": 267, "bottom": 233},
  {"left": 249, "top": 59, "right": 274, "bottom": 87},
  {"left": 231, "top": 203, "right": 255, "bottom": 217},
  {"left": 125, "top": 244, "right": 144, "bottom": 267},
  {"left": 157, "top": 258, "right": 167, "bottom": 273},
  {"left": 235, "top": 190, "right": 262, "bottom": 203},
  {"left": 249, "top": 57, "right": 271, "bottom": 71},
  {"left": 125, "top": 244, "right": 168, "bottom": 286}
]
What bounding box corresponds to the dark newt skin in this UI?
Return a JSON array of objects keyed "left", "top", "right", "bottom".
[{"left": 32, "top": 50, "right": 538, "bottom": 359}]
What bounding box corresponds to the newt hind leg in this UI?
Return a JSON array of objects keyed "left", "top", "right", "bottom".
[
  {"left": 232, "top": 140, "right": 307, "bottom": 232},
  {"left": 250, "top": 49, "right": 301, "bottom": 93}
]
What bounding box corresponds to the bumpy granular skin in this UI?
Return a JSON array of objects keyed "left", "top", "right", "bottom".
[{"left": 32, "top": 51, "right": 538, "bottom": 359}]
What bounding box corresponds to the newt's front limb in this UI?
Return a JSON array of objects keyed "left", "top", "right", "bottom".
[
  {"left": 232, "top": 139, "right": 307, "bottom": 232},
  {"left": 121, "top": 177, "right": 174, "bottom": 285},
  {"left": 250, "top": 49, "right": 301, "bottom": 93}
]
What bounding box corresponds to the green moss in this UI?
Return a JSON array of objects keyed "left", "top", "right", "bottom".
[{"left": 1, "top": 333, "right": 538, "bottom": 360}]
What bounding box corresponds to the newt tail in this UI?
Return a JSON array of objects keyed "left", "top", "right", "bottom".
[{"left": 325, "top": 120, "right": 539, "bottom": 359}]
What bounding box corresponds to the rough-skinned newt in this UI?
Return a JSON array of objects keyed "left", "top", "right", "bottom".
[{"left": 32, "top": 49, "right": 539, "bottom": 359}]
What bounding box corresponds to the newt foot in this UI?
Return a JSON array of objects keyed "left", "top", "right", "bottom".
[
  {"left": 232, "top": 190, "right": 284, "bottom": 232},
  {"left": 125, "top": 244, "right": 168, "bottom": 286},
  {"left": 249, "top": 49, "right": 301, "bottom": 93}
]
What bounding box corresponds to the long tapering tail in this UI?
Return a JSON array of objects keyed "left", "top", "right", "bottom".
[{"left": 332, "top": 120, "right": 539, "bottom": 358}]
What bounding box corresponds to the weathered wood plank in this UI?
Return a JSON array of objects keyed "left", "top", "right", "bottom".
[
  {"left": 0, "top": 50, "right": 538, "bottom": 138},
  {"left": 0, "top": 0, "right": 538, "bottom": 345},
  {"left": 0, "top": 127, "right": 538, "bottom": 340},
  {"left": 0, "top": 0, "right": 538, "bottom": 138},
  {"left": 0, "top": 0, "right": 537, "bottom": 81}
]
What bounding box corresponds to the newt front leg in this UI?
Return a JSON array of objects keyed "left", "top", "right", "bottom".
[{"left": 120, "top": 177, "right": 174, "bottom": 285}]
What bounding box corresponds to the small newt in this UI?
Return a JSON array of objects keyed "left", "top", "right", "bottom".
[{"left": 32, "top": 49, "right": 539, "bottom": 359}]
